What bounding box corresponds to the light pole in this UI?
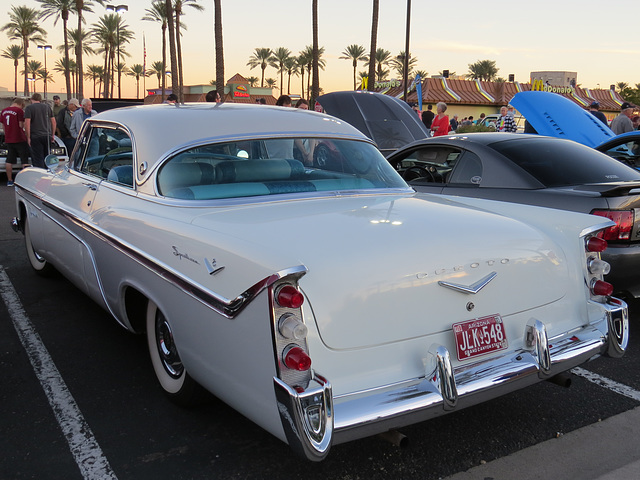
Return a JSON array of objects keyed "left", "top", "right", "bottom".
[
  {"left": 106, "top": 4, "right": 128, "bottom": 99},
  {"left": 38, "top": 44, "right": 52, "bottom": 99}
]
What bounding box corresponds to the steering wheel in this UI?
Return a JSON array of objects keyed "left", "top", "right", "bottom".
[
  {"left": 403, "top": 166, "right": 436, "bottom": 182},
  {"left": 98, "top": 148, "right": 132, "bottom": 177}
]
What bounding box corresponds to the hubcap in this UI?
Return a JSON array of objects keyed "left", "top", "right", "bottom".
[{"left": 155, "top": 312, "right": 184, "bottom": 378}]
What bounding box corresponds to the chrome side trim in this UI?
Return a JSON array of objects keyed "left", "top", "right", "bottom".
[
  {"left": 274, "top": 371, "right": 333, "bottom": 462},
  {"left": 18, "top": 187, "right": 307, "bottom": 319}
]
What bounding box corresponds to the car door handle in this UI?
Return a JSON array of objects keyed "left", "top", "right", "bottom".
[{"left": 83, "top": 183, "right": 98, "bottom": 191}]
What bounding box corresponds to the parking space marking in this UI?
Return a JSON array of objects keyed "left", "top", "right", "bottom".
[
  {"left": 572, "top": 367, "right": 640, "bottom": 402},
  {"left": 0, "top": 268, "right": 118, "bottom": 480}
]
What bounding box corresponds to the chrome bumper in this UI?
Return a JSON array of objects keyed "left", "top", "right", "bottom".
[{"left": 274, "top": 298, "right": 628, "bottom": 461}]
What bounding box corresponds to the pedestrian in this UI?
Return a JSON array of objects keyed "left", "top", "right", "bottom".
[
  {"left": 610, "top": 102, "right": 635, "bottom": 135},
  {"left": 422, "top": 104, "right": 435, "bottom": 133},
  {"left": 295, "top": 98, "right": 309, "bottom": 110},
  {"left": 24, "top": 93, "right": 56, "bottom": 168},
  {"left": 588, "top": 101, "right": 608, "bottom": 126},
  {"left": 52, "top": 95, "right": 63, "bottom": 116},
  {"left": 0, "top": 97, "right": 29, "bottom": 186},
  {"left": 495, "top": 106, "right": 517, "bottom": 133},
  {"left": 476, "top": 112, "right": 486, "bottom": 125},
  {"left": 70, "top": 98, "right": 97, "bottom": 140},
  {"left": 449, "top": 114, "right": 459, "bottom": 132},
  {"left": 205, "top": 90, "right": 222, "bottom": 102},
  {"left": 410, "top": 102, "right": 422, "bottom": 121},
  {"left": 56, "top": 98, "right": 80, "bottom": 154},
  {"left": 164, "top": 93, "right": 178, "bottom": 104},
  {"left": 431, "top": 102, "right": 451, "bottom": 137},
  {"left": 275, "top": 95, "right": 292, "bottom": 107}
]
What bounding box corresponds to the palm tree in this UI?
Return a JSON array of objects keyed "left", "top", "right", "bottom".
[
  {"left": 391, "top": 51, "right": 417, "bottom": 79},
  {"left": 92, "top": 14, "right": 132, "bottom": 98},
  {"left": 148, "top": 60, "right": 165, "bottom": 88},
  {"left": 75, "top": 1, "right": 103, "bottom": 100},
  {"left": 284, "top": 57, "right": 297, "bottom": 95},
  {"left": 213, "top": 0, "right": 224, "bottom": 100},
  {"left": 340, "top": 44, "right": 367, "bottom": 91},
  {"left": 367, "top": 0, "right": 379, "bottom": 91},
  {"left": 467, "top": 59, "right": 498, "bottom": 81},
  {"left": 25, "top": 59, "right": 43, "bottom": 94},
  {"left": 165, "top": 0, "right": 179, "bottom": 100},
  {"left": 85, "top": 64, "right": 104, "bottom": 97},
  {"left": 57, "top": 28, "right": 93, "bottom": 97},
  {"left": 247, "top": 48, "right": 273, "bottom": 88},
  {"left": 246, "top": 76, "right": 259, "bottom": 88},
  {"left": 296, "top": 49, "right": 310, "bottom": 98},
  {"left": 1, "top": 6, "right": 47, "bottom": 96},
  {"left": 265, "top": 78, "right": 277, "bottom": 89},
  {"left": 269, "top": 47, "right": 292, "bottom": 94},
  {"left": 374, "top": 48, "right": 391, "bottom": 82},
  {"left": 174, "top": 0, "right": 204, "bottom": 103},
  {"left": 1, "top": 44, "right": 24, "bottom": 96},
  {"left": 303, "top": 45, "right": 325, "bottom": 101},
  {"left": 311, "top": 0, "right": 320, "bottom": 103},
  {"left": 127, "top": 63, "right": 146, "bottom": 98},
  {"left": 37, "top": 0, "right": 76, "bottom": 100},
  {"left": 143, "top": 1, "right": 169, "bottom": 101}
]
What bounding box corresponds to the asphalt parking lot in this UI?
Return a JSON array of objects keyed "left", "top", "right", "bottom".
[{"left": 0, "top": 180, "right": 639, "bottom": 480}]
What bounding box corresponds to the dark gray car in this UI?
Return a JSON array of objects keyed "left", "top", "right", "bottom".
[{"left": 387, "top": 133, "right": 640, "bottom": 299}]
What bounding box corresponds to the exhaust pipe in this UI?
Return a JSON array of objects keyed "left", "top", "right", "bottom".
[
  {"left": 378, "top": 430, "right": 409, "bottom": 448},
  {"left": 547, "top": 372, "right": 572, "bottom": 388}
]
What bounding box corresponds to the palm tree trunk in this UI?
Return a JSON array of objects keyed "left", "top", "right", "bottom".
[
  {"left": 352, "top": 60, "right": 357, "bottom": 91},
  {"left": 165, "top": 0, "right": 179, "bottom": 99},
  {"left": 22, "top": 37, "right": 29, "bottom": 96},
  {"left": 311, "top": 0, "right": 319, "bottom": 103},
  {"left": 161, "top": 25, "right": 166, "bottom": 100},
  {"left": 175, "top": 11, "right": 184, "bottom": 103},
  {"left": 62, "top": 13, "right": 72, "bottom": 100},
  {"left": 214, "top": 0, "right": 224, "bottom": 100},
  {"left": 367, "top": 0, "right": 379, "bottom": 91},
  {"left": 103, "top": 46, "right": 110, "bottom": 98},
  {"left": 300, "top": 69, "right": 304, "bottom": 99},
  {"left": 76, "top": 0, "right": 85, "bottom": 100},
  {"left": 14, "top": 60, "right": 18, "bottom": 97}
]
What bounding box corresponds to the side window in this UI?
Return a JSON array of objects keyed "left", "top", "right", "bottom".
[
  {"left": 399, "top": 147, "right": 460, "bottom": 183},
  {"left": 79, "top": 127, "right": 134, "bottom": 187},
  {"left": 447, "top": 151, "right": 483, "bottom": 185}
]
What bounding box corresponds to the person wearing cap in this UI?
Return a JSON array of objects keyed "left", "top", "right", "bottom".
[
  {"left": 56, "top": 98, "right": 80, "bottom": 154},
  {"left": 610, "top": 102, "right": 635, "bottom": 135},
  {"left": 588, "top": 101, "right": 608, "bottom": 126},
  {"left": 52, "top": 95, "right": 63, "bottom": 116}
]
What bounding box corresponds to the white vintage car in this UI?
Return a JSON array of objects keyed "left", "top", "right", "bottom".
[{"left": 11, "top": 103, "right": 629, "bottom": 461}]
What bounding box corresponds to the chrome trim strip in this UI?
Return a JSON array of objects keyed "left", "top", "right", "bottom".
[
  {"left": 438, "top": 271, "right": 497, "bottom": 295},
  {"left": 18, "top": 186, "right": 307, "bottom": 319}
]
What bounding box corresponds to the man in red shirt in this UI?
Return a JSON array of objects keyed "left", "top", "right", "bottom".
[{"left": 1, "top": 97, "right": 29, "bottom": 186}]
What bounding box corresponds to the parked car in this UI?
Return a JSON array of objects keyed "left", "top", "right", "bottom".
[
  {"left": 315, "top": 91, "right": 429, "bottom": 156},
  {"left": 388, "top": 133, "right": 640, "bottom": 299},
  {"left": 476, "top": 112, "right": 526, "bottom": 133},
  {"left": 0, "top": 124, "right": 68, "bottom": 174},
  {"left": 12, "top": 103, "right": 628, "bottom": 461}
]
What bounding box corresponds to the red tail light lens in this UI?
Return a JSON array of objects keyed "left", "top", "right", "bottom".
[
  {"left": 586, "top": 236, "right": 607, "bottom": 253},
  {"left": 591, "top": 279, "right": 614, "bottom": 297},
  {"left": 283, "top": 346, "right": 312, "bottom": 371},
  {"left": 276, "top": 285, "right": 304, "bottom": 308},
  {"left": 591, "top": 210, "right": 634, "bottom": 241}
]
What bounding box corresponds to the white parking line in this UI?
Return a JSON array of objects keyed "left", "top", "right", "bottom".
[
  {"left": 0, "top": 267, "right": 118, "bottom": 480},
  {"left": 572, "top": 367, "right": 640, "bottom": 402}
]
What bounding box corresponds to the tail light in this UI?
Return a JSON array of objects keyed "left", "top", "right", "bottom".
[
  {"left": 276, "top": 285, "right": 304, "bottom": 308},
  {"left": 584, "top": 232, "right": 613, "bottom": 301},
  {"left": 586, "top": 236, "right": 607, "bottom": 253},
  {"left": 591, "top": 210, "right": 634, "bottom": 241},
  {"left": 591, "top": 279, "right": 614, "bottom": 297},
  {"left": 283, "top": 346, "right": 312, "bottom": 371}
]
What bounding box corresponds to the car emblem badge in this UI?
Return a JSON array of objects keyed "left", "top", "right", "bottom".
[
  {"left": 438, "top": 271, "right": 497, "bottom": 295},
  {"left": 205, "top": 258, "right": 225, "bottom": 275}
]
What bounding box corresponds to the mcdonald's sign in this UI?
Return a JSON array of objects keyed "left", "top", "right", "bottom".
[{"left": 531, "top": 79, "right": 575, "bottom": 94}]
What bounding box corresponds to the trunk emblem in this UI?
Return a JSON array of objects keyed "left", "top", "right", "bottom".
[{"left": 438, "top": 272, "right": 497, "bottom": 295}]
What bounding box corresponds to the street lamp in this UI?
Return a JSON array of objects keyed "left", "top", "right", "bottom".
[
  {"left": 38, "top": 44, "right": 52, "bottom": 99},
  {"left": 106, "top": 4, "right": 128, "bottom": 99}
]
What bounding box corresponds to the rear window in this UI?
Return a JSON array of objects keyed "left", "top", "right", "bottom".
[{"left": 489, "top": 137, "right": 640, "bottom": 187}]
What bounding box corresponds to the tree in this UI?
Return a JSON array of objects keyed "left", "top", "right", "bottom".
[
  {"left": 311, "top": 0, "right": 319, "bottom": 103},
  {"left": 25, "top": 59, "right": 43, "bottom": 94},
  {"left": 300, "top": 44, "right": 325, "bottom": 101},
  {"left": 148, "top": 60, "right": 166, "bottom": 88},
  {"left": 213, "top": 0, "right": 224, "bottom": 100},
  {"left": 91, "top": 14, "right": 132, "bottom": 98},
  {"left": 174, "top": 0, "right": 203, "bottom": 103},
  {"left": 37, "top": 0, "right": 77, "bottom": 100},
  {"left": 54, "top": 57, "right": 75, "bottom": 92},
  {"left": 374, "top": 48, "right": 391, "bottom": 81},
  {"left": 85, "top": 63, "right": 104, "bottom": 97},
  {"left": 367, "top": 0, "right": 379, "bottom": 91},
  {"left": 339, "top": 44, "right": 367, "bottom": 91},
  {"left": 468, "top": 59, "right": 499, "bottom": 81},
  {"left": 391, "top": 51, "right": 417, "bottom": 79},
  {"left": 247, "top": 48, "right": 273, "bottom": 88},
  {"left": 1, "top": 6, "right": 46, "bottom": 96},
  {"left": 1, "top": 44, "right": 24, "bottom": 96},
  {"left": 296, "top": 49, "right": 310, "bottom": 98},
  {"left": 127, "top": 63, "right": 146, "bottom": 99},
  {"left": 284, "top": 57, "right": 297, "bottom": 95},
  {"left": 75, "top": 1, "right": 103, "bottom": 100},
  {"left": 269, "top": 47, "right": 292, "bottom": 95},
  {"left": 165, "top": 0, "right": 179, "bottom": 100},
  {"left": 246, "top": 76, "right": 258, "bottom": 87},
  {"left": 265, "top": 77, "right": 277, "bottom": 89},
  {"left": 58, "top": 27, "right": 93, "bottom": 96},
  {"left": 143, "top": 2, "right": 169, "bottom": 100}
]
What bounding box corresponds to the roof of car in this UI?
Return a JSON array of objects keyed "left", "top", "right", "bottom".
[{"left": 88, "top": 102, "right": 370, "bottom": 164}]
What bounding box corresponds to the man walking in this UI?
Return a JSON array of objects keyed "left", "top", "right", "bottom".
[
  {"left": 70, "top": 98, "right": 97, "bottom": 140},
  {"left": 56, "top": 98, "right": 80, "bottom": 154},
  {"left": 1, "top": 97, "right": 29, "bottom": 186},
  {"left": 610, "top": 102, "right": 635, "bottom": 135},
  {"left": 24, "top": 93, "right": 56, "bottom": 168}
]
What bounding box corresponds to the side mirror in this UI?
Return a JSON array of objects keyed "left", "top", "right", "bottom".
[{"left": 44, "top": 154, "right": 59, "bottom": 170}]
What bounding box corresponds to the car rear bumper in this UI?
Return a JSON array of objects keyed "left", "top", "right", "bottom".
[{"left": 274, "top": 298, "right": 628, "bottom": 461}]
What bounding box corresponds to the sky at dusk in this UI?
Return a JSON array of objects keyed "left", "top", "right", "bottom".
[{"left": 1, "top": 0, "right": 638, "bottom": 99}]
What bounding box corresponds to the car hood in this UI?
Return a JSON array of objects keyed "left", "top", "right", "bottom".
[
  {"left": 190, "top": 194, "right": 571, "bottom": 350},
  {"left": 510, "top": 91, "right": 615, "bottom": 147},
  {"left": 316, "top": 91, "right": 429, "bottom": 155},
  {"left": 595, "top": 130, "right": 640, "bottom": 153}
]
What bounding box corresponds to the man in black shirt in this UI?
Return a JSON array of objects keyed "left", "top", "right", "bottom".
[{"left": 421, "top": 104, "right": 434, "bottom": 135}]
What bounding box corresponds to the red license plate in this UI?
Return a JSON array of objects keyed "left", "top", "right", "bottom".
[{"left": 453, "top": 314, "right": 508, "bottom": 361}]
